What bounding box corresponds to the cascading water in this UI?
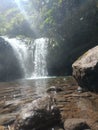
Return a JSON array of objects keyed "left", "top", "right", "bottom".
[
  {"left": 33, "top": 38, "right": 48, "bottom": 77},
  {"left": 2, "top": 36, "right": 48, "bottom": 79}
]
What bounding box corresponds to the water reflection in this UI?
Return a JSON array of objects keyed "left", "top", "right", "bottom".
[
  {"left": 0, "top": 77, "right": 54, "bottom": 101},
  {"left": 34, "top": 79, "right": 47, "bottom": 96}
]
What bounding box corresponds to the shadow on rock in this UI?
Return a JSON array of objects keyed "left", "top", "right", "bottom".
[
  {"left": 14, "top": 108, "right": 62, "bottom": 130},
  {"left": 64, "top": 118, "right": 91, "bottom": 130}
]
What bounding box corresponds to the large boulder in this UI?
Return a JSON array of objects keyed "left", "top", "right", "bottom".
[{"left": 72, "top": 46, "right": 98, "bottom": 92}]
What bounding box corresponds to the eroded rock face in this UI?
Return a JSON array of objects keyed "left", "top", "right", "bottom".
[
  {"left": 72, "top": 46, "right": 98, "bottom": 92},
  {"left": 0, "top": 37, "right": 23, "bottom": 81},
  {"left": 47, "top": 0, "right": 98, "bottom": 76}
]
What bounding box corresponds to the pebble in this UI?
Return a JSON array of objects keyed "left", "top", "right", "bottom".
[{"left": 77, "top": 86, "right": 83, "bottom": 93}]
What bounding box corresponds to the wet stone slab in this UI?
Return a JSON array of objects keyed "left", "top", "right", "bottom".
[{"left": 0, "top": 76, "right": 97, "bottom": 130}]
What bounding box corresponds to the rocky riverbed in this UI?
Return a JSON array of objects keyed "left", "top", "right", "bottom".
[{"left": 0, "top": 76, "right": 98, "bottom": 130}]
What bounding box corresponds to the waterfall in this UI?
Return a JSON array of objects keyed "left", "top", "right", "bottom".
[
  {"left": 2, "top": 36, "right": 48, "bottom": 79},
  {"left": 33, "top": 38, "right": 48, "bottom": 77}
]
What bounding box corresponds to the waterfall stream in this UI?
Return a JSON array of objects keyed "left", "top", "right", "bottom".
[
  {"left": 33, "top": 38, "right": 48, "bottom": 77},
  {"left": 3, "top": 37, "right": 48, "bottom": 79}
]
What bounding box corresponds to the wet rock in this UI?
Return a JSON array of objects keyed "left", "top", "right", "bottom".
[
  {"left": 77, "top": 86, "right": 83, "bottom": 93},
  {"left": 14, "top": 108, "right": 61, "bottom": 130},
  {"left": 64, "top": 119, "right": 90, "bottom": 130},
  {"left": 13, "top": 96, "right": 61, "bottom": 130},
  {"left": 0, "top": 104, "right": 19, "bottom": 114},
  {"left": 0, "top": 77, "right": 98, "bottom": 130},
  {"left": 0, "top": 37, "right": 23, "bottom": 81},
  {"left": 72, "top": 46, "right": 98, "bottom": 92},
  {"left": 2, "top": 119, "right": 15, "bottom": 126},
  {"left": 51, "top": 127, "right": 64, "bottom": 130},
  {"left": 47, "top": 86, "right": 63, "bottom": 93}
]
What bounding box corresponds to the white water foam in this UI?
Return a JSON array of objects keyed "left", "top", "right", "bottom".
[{"left": 2, "top": 36, "right": 48, "bottom": 79}]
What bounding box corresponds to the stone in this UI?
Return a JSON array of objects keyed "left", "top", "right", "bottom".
[
  {"left": 72, "top": 46, "right": 98, "bottom": 92},
  {"left": 14, "top": 96, "right": 61, "bottom": 130},
  {"left": 14, "top": 108, "right": 61, "bottom": 130},
  {"left": 47, "top": 86, "right": 63, "bottom": 93},
  {"left": 64, "top": 119, "right": 90, "bottom": 130},
  {"left": 2, "top": 118, "right": 15, "bottom": 126},
  {"left": 77, "top": 86, "right": 83, "bottom": 93}
]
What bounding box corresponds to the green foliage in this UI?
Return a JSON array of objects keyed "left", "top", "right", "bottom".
[
  {"left": 0, "top": 0, "right": 97, "bottom": 76},
  {"left": 0, "top": 0, "right": 97, "bottom": 42}
]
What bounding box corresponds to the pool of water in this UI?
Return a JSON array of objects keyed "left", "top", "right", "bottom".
[
  {"left": 0, "top": 76, "right": 98, "bottom": 130},
  {"left": 0, "top": 76, "right": 67, "bottom": 99},
  {"left": 0, "top": 76, "right": 68, "bottom": 127}
]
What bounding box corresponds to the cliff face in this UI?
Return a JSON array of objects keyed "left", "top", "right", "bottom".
[
  {"left": 0, "top": 37, "right": 23, "bottom": 81},
  {"left": 47, "top": 0, "right": 98, "bottom": 76}
]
